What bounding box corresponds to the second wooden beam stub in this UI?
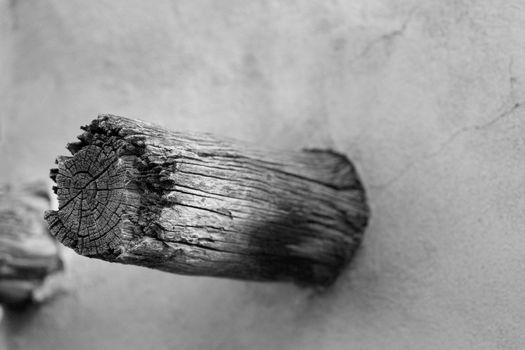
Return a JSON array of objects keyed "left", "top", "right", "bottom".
[{"left": 45, "top": 115, "right": 369, "bottom": 286}]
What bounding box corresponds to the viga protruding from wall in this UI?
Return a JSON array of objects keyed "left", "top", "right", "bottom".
[{"left": 45, "top": 115, "right": 369, "bottom": 286}]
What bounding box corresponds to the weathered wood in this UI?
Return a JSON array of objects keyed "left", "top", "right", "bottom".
[
  {"left": 0, "top": 181, "right": 63, "bottom": 304},
  {"left": 44, "top": 115, "right": 369, "bottom": 285}
]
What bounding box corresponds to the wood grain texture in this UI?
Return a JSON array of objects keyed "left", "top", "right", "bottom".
[{"left": 45, "top": 115, "right": 369, "bottom": 285}]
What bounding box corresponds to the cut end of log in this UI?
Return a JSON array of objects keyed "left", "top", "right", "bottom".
[
  {"left": 45, "top": 114, "right": 369, "bottom": 286},
  {"left": 44, "top": 125, "right": 142, "bottom": 258}
]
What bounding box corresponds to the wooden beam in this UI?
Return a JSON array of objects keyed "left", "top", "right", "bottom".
[
  {"left": 45, "top": 115, "right": 369, "bottom": 286},
  {"left": 0, "top": 181, "right": 63, "bottom": 304}
]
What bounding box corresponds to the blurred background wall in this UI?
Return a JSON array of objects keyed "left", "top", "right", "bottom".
[{"left": 1, "top": 0, "right": 525, "bottom": 349}]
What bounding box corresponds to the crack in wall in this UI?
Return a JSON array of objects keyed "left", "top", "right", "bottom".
[
  {"left": 352, "top": 7, "right": 417, "bottom": 62},
  {"left": 374, "top": 101, "right": 523, "bottom": 196}
]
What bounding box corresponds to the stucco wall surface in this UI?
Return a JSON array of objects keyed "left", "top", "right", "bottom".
[{"left": 1, "top": 1, "right": 524, "bottom": 349}]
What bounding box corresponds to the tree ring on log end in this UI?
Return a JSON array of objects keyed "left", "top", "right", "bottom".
[{"left": 46, "top": 144, "right": 130, "bottom": 257}]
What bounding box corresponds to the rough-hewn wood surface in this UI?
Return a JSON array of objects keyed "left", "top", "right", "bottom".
[{"left": 45, "top": 115, "right": 369, "bottom": 285}]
